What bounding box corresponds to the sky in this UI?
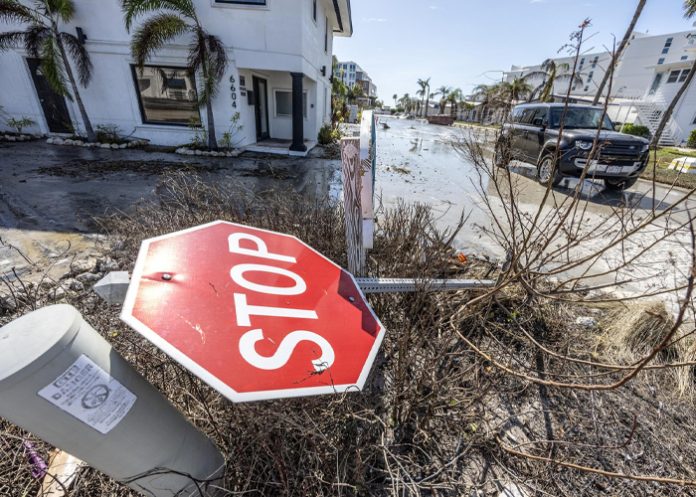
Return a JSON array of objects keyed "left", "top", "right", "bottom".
[{"left": 333, "top": 0, "right": 696, "bottom": 103}]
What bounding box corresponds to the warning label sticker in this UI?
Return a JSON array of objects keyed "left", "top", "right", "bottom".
[{"left": 38, "top": 355, "right": 137, "bottom": 435}]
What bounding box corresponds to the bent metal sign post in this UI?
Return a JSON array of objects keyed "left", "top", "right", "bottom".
[{"left": 121, "top": 221, "right": 385, "bottom": 403}]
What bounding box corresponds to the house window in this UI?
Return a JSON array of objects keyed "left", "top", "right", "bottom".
[
  {"left": 131, "top": 65, "right": 200, "bottom": 126},
  {"left": 649, "top": 73, "right": 663, "bottom": 94},
  {"left": 679, "top": 69, "right": 691, "bottom": 83},
  {"left": 215, "top": 0, "right": 266, "bottom": 4},
  {"left": 665, "top": 37, "right": 674, "bottom": 47},
  {"left": 588, "top": 71, "right": 594, "bottom": 81},
  {"left": 275, "top": 90, "right": 307, "bottom": 118},
  {"left": 584, "top": 86, "right": 589, "bottom": 92},
  {"left": 324, "top": 17, "right": 329, "bottom": 52},
  {"left": 667, "top": 70, "right": 681, "bottom": 83},
  {"left": 682, "top": 56, "right": 689, "bottom": 61},
  {"left": 312, "top": 0, "right": 316, "bottom": 21},
  {"left": 658, "top": 58, "right": 665, "bottom": 65}
]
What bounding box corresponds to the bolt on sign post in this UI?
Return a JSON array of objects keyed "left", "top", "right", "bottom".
[
  {"left": 120, "top": 221, "right": 385, "bottom": 403},
  {"left": 0, "top": 305, "right": 224, "bottom": 497}
]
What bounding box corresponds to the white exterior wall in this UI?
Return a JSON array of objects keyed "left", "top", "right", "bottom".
[{"left": 0, "top": 0, "right": 347, "bottom": 147}]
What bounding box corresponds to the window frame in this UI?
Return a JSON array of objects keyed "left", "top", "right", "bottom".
[
  {"left": 130, "top": 64, "right": 201, "bottom": 127},
  {"left": 658, "top": 58, "right": 665, "bottom": 65},
  {"left": 679, "top": 69, "right": 691, "bottom": 83},
  {"left": 273, "top": 89, "right": 308, "bottom": 119},
  {"left": 214, "top": 0, "right": 267, "bottom": 5},
  {"left": 312, "top": 0, "right": 317, "bottom": 22},
  {"left": 324, "top": 16, "right": 329, "bottom": 53},
  {"left": 667, "top": 70, "right": 681, "bottom": 83}
]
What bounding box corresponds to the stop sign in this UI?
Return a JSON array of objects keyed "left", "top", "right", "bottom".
[{"left": 121, "top": 221, "right": 385, "bottom": 402}]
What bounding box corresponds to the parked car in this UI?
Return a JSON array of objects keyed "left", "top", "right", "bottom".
[{"left": 495, "top": 103, "right": 650, "bottom": 191}]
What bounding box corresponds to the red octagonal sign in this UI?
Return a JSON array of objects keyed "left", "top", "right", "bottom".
[{"left": 121, "top": 221, "right": 385, "bottom": 402}]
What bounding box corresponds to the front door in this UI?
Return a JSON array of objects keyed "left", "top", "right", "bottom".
[
  {"left": 253, "top": 76, "right": 270, "bottom": 141},
  {"left": 26, "top": 58, "right": 73, "bottom": 134}
]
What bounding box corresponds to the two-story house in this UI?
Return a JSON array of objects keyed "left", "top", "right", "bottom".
[{"left": 0, "top": 0, "right": 353, "bottom": 155}]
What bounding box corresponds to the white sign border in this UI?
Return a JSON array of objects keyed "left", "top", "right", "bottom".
[{"left": 121, "top": 220, "right": 386, "bottom": 403}]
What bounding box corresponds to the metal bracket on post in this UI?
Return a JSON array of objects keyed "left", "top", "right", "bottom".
[
  {"left": 355, "top": 278, "right": 496, "bottom": 294},
  {"left": 95, "top": 273, "right": 497, "bottom": 306}
]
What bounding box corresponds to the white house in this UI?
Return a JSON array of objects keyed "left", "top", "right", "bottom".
[
  {"left": 0, "top": 0, "right": 353, "bottom": 155},
  {"left": 503, "top": 29, "right": 696, "bottom": 145}
]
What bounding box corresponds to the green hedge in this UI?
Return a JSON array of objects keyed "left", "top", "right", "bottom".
[
  {"left": 621, "top": 123, "right": 651, "bottom": 139},
  {"left": 688, "top": 129, "right": 696, "bottom": 149}
]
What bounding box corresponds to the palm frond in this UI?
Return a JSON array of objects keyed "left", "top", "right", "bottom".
[
  {"left": 0, "top": 0, "right": 36, "bottom": 24},
  {"left": 130, "top": 13, "right": 189, "bottom": 68},
  {"left": 40, "top": 36, "right": 69, "bottom": 97},
  {"left": 122, "top": 0, "right": 196, "bottom": 31},
  {"left": 44, "top": 0, "right": 75, "bottom": 22},
  {"left": 205, "top": 33, "right": 227, "bottom": 83},
  {"left": 60, "top": 31, "right": 92, "bottom": 86},
  {"left": 0, "top": 30, "right": 26, "bottom": 50},
  {"left": 25, "top": 25, "right": 50, "bottom": 57},
  {"left": 685, "top": 0, "right": 696, "bottom": 18}
]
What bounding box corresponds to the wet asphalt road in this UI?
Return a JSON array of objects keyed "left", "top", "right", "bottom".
[
  {"left": 1, "top": 121, "right": 694, "bottom": 290},
  {"left": 0, "top": 141, "right": 340, "bottom": 233}
]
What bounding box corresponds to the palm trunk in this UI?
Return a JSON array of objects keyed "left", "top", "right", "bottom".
[
  {"left": 206, "top": 99, "right": 217, "bottom": 149},
  {"left": 651, "top": 58, "right": 696, "bottom": 148},
  {"left": 55, "top": 29, "right": 95, "bottom": 142},
  {"left": 200, "top": 56, "right": 218, "bottom": 150},
  {"left": 593, "top": 0, "right": 646, "bottom": 105},
  {"left": 424, "top": 92, "right": 430, "bottom": 118}
]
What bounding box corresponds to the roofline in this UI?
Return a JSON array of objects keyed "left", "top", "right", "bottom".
[{"left": 332, "top": 0, "right": 353, "bottom": 37}]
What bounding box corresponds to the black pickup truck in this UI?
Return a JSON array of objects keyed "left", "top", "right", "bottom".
[{"left": 495, "top": 103, "right": 650, "bottom": 191}]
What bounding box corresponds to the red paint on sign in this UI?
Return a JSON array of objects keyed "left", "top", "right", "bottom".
[{"left": 121, "top": 221, "right": 385, "bottom": 402}]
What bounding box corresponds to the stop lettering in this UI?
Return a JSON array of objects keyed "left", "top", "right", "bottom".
[{"left": 121, "top": 221, "right": 385, "bottom": 402}]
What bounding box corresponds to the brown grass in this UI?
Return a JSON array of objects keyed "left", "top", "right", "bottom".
[{"left": 2, "top": 173, "right": 696, "bottom": 496}]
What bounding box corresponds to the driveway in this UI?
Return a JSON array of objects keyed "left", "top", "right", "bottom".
[{"left": 0, "top": 140, "right": 339, "bottom": 280}]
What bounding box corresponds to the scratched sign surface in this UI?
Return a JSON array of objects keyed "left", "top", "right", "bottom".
[{"left": 121, "top": 221, "right": 385, "bottom": 402}]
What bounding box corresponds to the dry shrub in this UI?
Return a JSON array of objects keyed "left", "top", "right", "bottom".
[
  {"left": 3, "top": 173, "right": 696, "bottom": 496},
  {"left": 600, "top": 302, "right": 675, "bottom": 360}
]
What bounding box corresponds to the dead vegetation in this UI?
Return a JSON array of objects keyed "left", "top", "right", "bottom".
[{"left": 0, "top": 169, "right": 696, "bottom": 496}]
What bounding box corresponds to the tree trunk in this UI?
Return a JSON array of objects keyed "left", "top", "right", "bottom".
[
  {"left": 55, "top": 30, "right": 96, "bottom": 142},
  {"left": 593, "top": 0, "right": 647, "bottom": 105},
  {"left": 651, "top": 58, "right": 696, "bottom": 148},
  {"left": 424, "top": 91, "right": 430, "bottom": 118},
  {"left": 206, "top": 99, "right": 217, "bottom": 150}
]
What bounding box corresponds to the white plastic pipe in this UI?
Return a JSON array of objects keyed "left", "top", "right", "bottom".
[{"left": 0, "top": 305, "right": 225, "bottom": 496}]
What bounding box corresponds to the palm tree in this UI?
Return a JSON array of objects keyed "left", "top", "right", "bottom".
[
  {"left": 473, "top": 83, "right": 500, "bottom": 123},
  {"left": 592, "top": 0, "right": 647, "bottom": 105},
  {"left": 0, "top": 0, "right": 96, "bottom": 141},
  {"left": 416, "top": 77, "right": 430, "bottom": 117},
  {"left": 436, "top": 85, "right": 451, "bottom": 114},
  {"left": 500, "top": 78, "right": 532, "bottom": 103},
  {"left": 447, "top": 88, "right": 463, "bottom": 118},
  {"left": 123, "top": 0, "right": 227, "bottom": 150},
  {"left": 347, "top": 84, "right": 364, "bottom": 105},
  {"left": 523, "top": 59, "right": 582, "bottom": 102},
  {"left": 392, "top": 93, "right": 398, "bottom": 108},
  {"left": 652, "top": 0, "right": 696, "bottom": 147}
]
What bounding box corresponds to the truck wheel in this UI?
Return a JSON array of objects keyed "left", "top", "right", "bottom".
[
  {"left": 537, "top": 154, "right": 562, "bottom": 187},
  {"left": 604, "top": 177, "right": 638, "bottom": 191}
]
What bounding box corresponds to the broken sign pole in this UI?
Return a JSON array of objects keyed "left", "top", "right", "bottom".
[{"left": 95, "top": 272, "right": 497, "bottom": 306}]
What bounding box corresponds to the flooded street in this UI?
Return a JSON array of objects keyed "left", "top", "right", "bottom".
[{"left": 2, "top": 123, "right": 695, "bottom": 313}]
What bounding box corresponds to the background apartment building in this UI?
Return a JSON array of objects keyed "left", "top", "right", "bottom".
[
  {"left": 336, "top": 60, "right": 378, "bottom": 105},
  {"left": 503, "top": 29, "right": 696, "bottom": 145},
  {"left": 0, "top": 0, "right": 353, "bottom": 154}
]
